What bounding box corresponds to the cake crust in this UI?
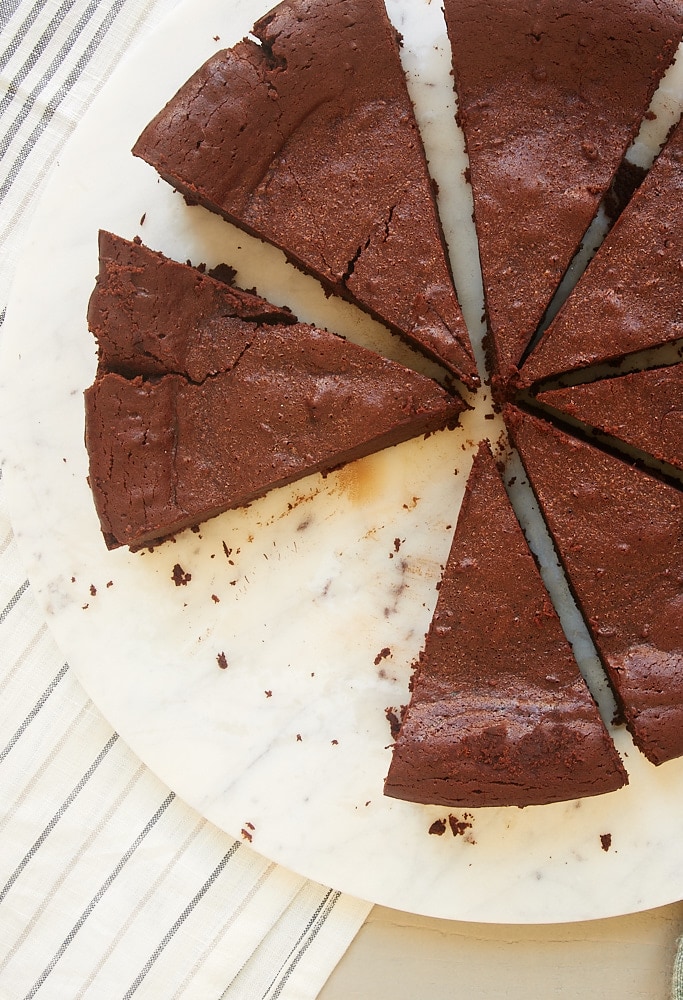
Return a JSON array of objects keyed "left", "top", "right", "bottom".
[
  {"left": 537, "top": 363, "right": 683, "bottom": 473},
  {"left": 133, "top": 0, "right": 479, "bottom": 388},
  {"left": 443, "top": 0, "right": 682, "bottom": 382},
  {"left": 507, "top": 406, "right": 683, "bottom": 767},
  {"left": 84, "top": 234, "right": 464, "bottom": 550},
  {"left": 384, "top": 441, "right": 627, "bottom": 808},
  {"left": 521, "top": 117, "right": 683, "bottom": 386}
]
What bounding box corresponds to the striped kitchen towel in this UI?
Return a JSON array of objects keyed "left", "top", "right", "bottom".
[{"left": 0, "top": 1, "right": 371, "bottom": 997}]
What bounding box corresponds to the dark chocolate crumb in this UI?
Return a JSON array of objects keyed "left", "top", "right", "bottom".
[
  {"left": 246, "top": 821, "right": 255, "bottom": 831},
  {"left": 106, "top": 580, "right": 113, "bottom": 588},
  {"left": 600, "top": 832, "right": 612, "bottom": 852},
  {"left": 394, "top": 538, "right": 402, "bottom": 552},
  {"left": 374, "top": 647, "right": 391, "bottom": 666},
  {"left": 296, "top": 734, "right": 302, "bottom": 741},
  {"left": 241, "top": 828, "right": 253, "bottom": 842},
  {"left": 89, "top": 584, "right": 97, "bottom": 596},
  {"left": 449, "top": 813, "right": 473, "bottom": 837},
  {"left": 429, "top": 819, "right": 447, "bottom": 836},
  {"left": 172, "top": 563, "right": 191, "bottom": 586},
  {"left": 217, "top": 652, "right": 228, "bottom": 670},
  {"left": 139, "top": 212, "right": 146, "bottom": 226},
  {"left": 265, "top": 690, "right": 273, "bottom": 698},
  {"left": 385, "top": 707, "right": 402, "bottom": 739},
  {"left": 211, "top": 594, "right": 220, "bottom": 603},
  {"left": 484, "top": 413, "right": 494, "bottom": 420},
  {"left": 331, "top": 739, "right": 338, "bottom": 745}
]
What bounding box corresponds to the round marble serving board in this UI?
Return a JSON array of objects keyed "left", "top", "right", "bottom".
[{"left": 2, "top": 0, "right": 683, "bottom": 924}]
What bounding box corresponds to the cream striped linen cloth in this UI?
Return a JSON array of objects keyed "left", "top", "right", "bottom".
[{"left": 0, "top": 1, "right": 371, "bottom": 996}]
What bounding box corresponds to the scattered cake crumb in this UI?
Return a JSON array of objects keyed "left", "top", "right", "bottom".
[
  {"left": 89, "top": 584, "right": 97, "bottom": 596},
  {"left": 429, "top": 818, "right": 447, "bottom": 836},
  {"left": 172, "top": 563, "right": 191, "bottom": 586},
  {"left": 139, "top": 212, "right": 146, "bottom": 225},
  {"left": 374, "top": 647, "right": 391, "bottom": 666},
  {"left": 265, "top": 690, "right": 273, "bottom": 698},
  {"left": 331, "top": 739, "right": 338, "bottom": 745},
  {"left": 217, "top": 652, "right": 228, "bottom": 670},
  {"left": 106, "top": 580, "right": 113, "bottom": 588},
  {"left": 296, "top": 734, "right": 302, "bottom": 741},
  {"left": 600, "top": 832, "right": 612, "bottom": 852},
  {"left": 241, "top": 828, "right": 253, "bottom": 842},
  {"left": 211, "top": 594, "right": 220, "bottom": 603},
  {"left": 385, "top": 706, "right": 404, "bottom": 739},
  {"left": 449, "top": 813, "right": 473, "bottom": 837}
]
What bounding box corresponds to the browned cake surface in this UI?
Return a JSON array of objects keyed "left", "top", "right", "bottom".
[
  {"left": 84, "top": 236, "right": 464, "bottom": 550},
  {"left": 537, "top": 363, "right": 683, "bottom": 473},
  {"left": 133, "top": 0, "right": 479, "bottom": 387},
  {"left": 384, "top": 441, "right": 627, "bottom": 808},
  {"left": 443, "top": 0, "right": 682, "bottom": 382},
  {"left": 507, "top": 405, "right": 683, "bottom": 767},
  {"left": 522, "top": 117, "right": 683, "bottom": 386}
]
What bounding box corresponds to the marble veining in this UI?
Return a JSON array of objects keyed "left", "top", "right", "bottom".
[{"left": 1, "top": 0, "right": 683, "bottom": 922}]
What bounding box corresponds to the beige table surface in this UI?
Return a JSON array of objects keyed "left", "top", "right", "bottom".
[{"left": 321, "top": 902, "right": 683, "bottom": 999}]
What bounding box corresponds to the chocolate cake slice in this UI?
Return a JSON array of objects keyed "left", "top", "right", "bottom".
[
  {"left": 132, "top": 0, "right": 479, "bottom": 389},
  {"left": 520, "top": 117, "right": 683, "bottom": 387},
  {"left": 507, "top": 406, "right": 683, "bottom": 767},
  {"left": 384, "top": 441, "right": 627, "bottom": 808},
  {"left": 443, "top": 0, "right": 682, "bottom": 382},
  {"left": 537, "top": 363, "right": 683, "bottom": 473},
  {"left": 84, "top": 235, "right": 464, "bottom": 550}
]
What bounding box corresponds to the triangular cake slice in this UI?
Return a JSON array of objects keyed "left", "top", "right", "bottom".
[
  {"left": 506, "top": 406, "right": 683, "bottom": 767},
  {"left": 84, "top": 234, "right": 464, "bottom": 550},
  {"left": 132, "top": 0, "right": 479, "bottom": 388},
  {"left": 521, "top": 117, "right": 683, "bottom": 387},
  {"left": 384, "top": 441, "right": 626, "bottom": 808},
  {"left": 442, "top": 0, "right": 682, "bottom": 381},
  {"left": 537, "top": 363, "right": 683, "bottom": 473}
]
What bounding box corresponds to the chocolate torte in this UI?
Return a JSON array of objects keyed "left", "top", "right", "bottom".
[
  {"left": 84, "top": 235, "right": 464, "bottom": 549},
  {"left": 537, "top": 363, "right": 683, "bottom": 473},
  {"left": 384, "top": 441, "right": 627, "bottom": 808},
  {"left": 89, "top": 230, "right": 295, "bottom": 381},
  {"left": 507, "top": 406, "right": 683, "bottom": 767},
  {"left": 443, "top": 0, "right": 682, "bottom": 382},
  {"left": 132, "top": 0, "right": 479, "bottom": 389},
  {"left": 521, "top": 116, "right": 683, "bottom": 387}
]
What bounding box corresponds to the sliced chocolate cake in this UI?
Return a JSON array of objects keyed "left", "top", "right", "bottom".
[
  {"left": 507, "top": 406, "right": 683, "bottom": 767},
  {"left": 384, "top": 441, "right": 627, "bottom": 807},
  {"left": 443, "top": 0, "right": 682, "bottom": 382},
  {"left": 537, "top": 363, "right": 683, "bottom": 473},
  {"left": 84, "top": 235, "right": 464, "bottom": 550},
  {"left": 521, "top": 116, "right": 683, "bottom": 387},
  {"left": 132, "top": 0, "right": 479, "bottom": 388}
]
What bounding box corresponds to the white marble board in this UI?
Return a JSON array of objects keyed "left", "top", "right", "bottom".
[{"left": 2, "top": 0, "right": 683, "bottom": 923}]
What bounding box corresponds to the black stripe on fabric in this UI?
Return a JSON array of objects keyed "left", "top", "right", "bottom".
[
  {"left": 0, "top": 578, "right": 29, "bottom": 625},
  {"left": 0, "top": 0, "right": 56, "bottom": 74},
  {"left": 0, "top": 661, "right": 69, "bottom": 764},
  {"left": 122, "top": 841, "right": 242, "bottom": 999},
  {"left": 23, "top": 791, "right": 176, "bottom": 1000},
  {"left": 259, "top": 889, "right": 339, "bottom": 1000},
  {"left": 0, "top": 0, "right": 101, "bottom": 158},
  {"left": 0, "top": 732, "right": 119, "bottom": 905},
  {"left": 0, "top": 0, "right": 32, "bottom": 32},
  {"left": 0, "top": 0, "right": 126, "bottom": 205}
]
